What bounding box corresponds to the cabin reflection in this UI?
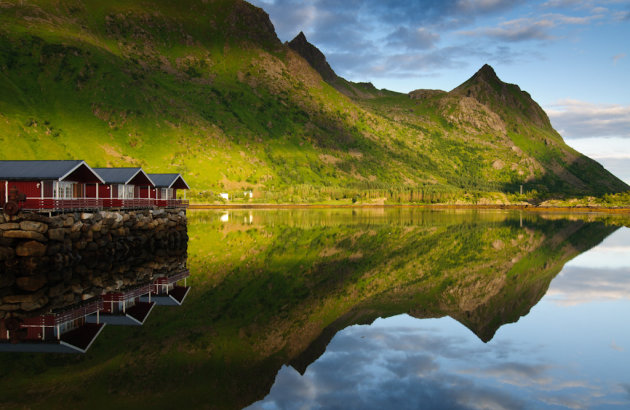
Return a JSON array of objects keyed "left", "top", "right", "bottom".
[{"left": 1, "top": 240, "right": 189, "bottom": 353}]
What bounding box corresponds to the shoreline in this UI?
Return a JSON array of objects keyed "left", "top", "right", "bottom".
[{"left": 188, "top": 203, "right": 630, "bottom": 214}]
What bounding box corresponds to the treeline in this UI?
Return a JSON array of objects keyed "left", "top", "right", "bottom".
[{"left": 258, "top": 184, "right": 464, "bottom": 204}]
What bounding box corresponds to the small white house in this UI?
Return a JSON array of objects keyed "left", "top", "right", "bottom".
[{"left": 219, "top": 193, "right": 229, "bottom": 200}]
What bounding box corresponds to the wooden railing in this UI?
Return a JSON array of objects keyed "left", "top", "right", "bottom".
[
  {"left": 103, "top": 284, "right": 153, "bottom": 302},
  {"left": 22, "top": 299, "right": 104, "bottom": 327},
  {"left": 21, "top": 197, "right": 189, "bottom": 212}
]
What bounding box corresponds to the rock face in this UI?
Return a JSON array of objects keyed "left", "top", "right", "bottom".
[
  {"left": 0, "top": 208, "right": 188, "bottom": 319},
  {"left": 288, "top": 32, "right": 338, "bottom": 82},
  {"left": 450, "top": 64, "right": 552, "bottom": 130}
]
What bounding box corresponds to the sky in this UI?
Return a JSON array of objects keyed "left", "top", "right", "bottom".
[
  {"left": 248, "top": 228, "right": 630, "bottom": 409},
  {"left": 249, "top": 0, "right": 630, "bottom": 184}
]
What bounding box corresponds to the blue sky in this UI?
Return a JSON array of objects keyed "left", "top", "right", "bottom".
[
  {"left": 249, "top": 0, "right": 630, "bottom": 184},
  {"left": 248, "top": 228, "right": 630, "bottom": 410}
]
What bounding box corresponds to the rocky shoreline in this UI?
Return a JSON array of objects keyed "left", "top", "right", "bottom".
[{"left": 0, "top": 208, "right": 187, "bottom": 319}]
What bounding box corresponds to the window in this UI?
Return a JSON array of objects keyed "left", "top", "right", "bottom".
[
  {"left": 126, "top": 185, "right": 134, "bottom": 199},
  {"left": 56, "top": 181, "right": 75, "bottom": 199},
  {"left": 161, "top": 188, "right": 169, "bottom": 199},
  {"left": 118, "top": 184, "right": 125, "bottom": 199}
]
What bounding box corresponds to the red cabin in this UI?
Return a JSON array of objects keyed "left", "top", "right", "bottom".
[
  {"left": 140, "top": 269, "right": 190, "bottom": 306},
  {"left": 0, "top": 160, "right": 104, "bottom": 212},
  {"left": 147, "top": 173, "right": 190, "bottom": 208},
  {"left": 0, "top": 161, "right": 190, "bottom": 212},
  {"left": 90, "top": 167, "right": 156, "bottom": 209},
  {"left": 87, "top": 283, "right": 155, "bottom": 326},
  {"left": 0, "top": 299, "right": 106, "bottom": 353}
]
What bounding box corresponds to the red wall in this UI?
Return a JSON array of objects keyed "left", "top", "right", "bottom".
[{"left": 5, "top": 181, "right": 41, "bottom": 198}]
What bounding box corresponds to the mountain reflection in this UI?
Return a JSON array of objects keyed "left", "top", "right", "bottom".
[{"left": 1, "top": 209, "right": 628, "bottom": 409}]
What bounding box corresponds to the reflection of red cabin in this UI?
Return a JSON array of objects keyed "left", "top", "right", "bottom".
[
  {"left": 0, "top": 160, "right": 104, "bottom": 212},
  {"left": 87, "top": 283, "right": 155, "bottom": 326},
  {"left": 147, "top": 174, "right": 190, "bottom": 207},
  {"left": 90, "top": 167, "right": 156, "bottom": 209},
  {"left": 141, "top": 269, "right": 190, "bottom": 306},
  {"left": 0, "top": 299, "right": 105, "bottom": 353}
]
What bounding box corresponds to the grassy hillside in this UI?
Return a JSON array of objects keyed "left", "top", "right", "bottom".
[{"left": 0, "top": 0, "right": 627, "bottom": 202}]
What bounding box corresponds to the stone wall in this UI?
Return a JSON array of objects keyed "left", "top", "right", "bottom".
[{"left": 0, "top": 208, "right": 187, "bottom": 319}]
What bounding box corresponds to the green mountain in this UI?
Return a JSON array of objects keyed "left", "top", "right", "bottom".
[{"left": 0, "top": 0, "right": 627, "bottom": 201}]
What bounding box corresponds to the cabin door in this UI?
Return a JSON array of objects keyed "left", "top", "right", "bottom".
[{"left": 73, "top": 183, "right": 83, "bottom": 198}]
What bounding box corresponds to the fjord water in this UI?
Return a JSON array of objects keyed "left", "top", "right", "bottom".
[{"left": 1, "top": 209, "right": 629, "bottom": 409}]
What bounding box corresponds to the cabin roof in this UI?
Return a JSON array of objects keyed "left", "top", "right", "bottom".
[
  {"left": 0, "top": 160, "right": 104, "bottom": 183},
  {"left": 148, "top": 173, "right": 190, "bottom": 189},
  {"left": 92, "top": 168, "right": 155, "bottom": 187}
]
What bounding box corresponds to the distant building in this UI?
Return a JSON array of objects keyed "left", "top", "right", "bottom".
[{"left": 219, "top": 193, "right": 229, "bottom": 200}]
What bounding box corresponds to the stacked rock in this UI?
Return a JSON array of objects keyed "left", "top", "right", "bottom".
[{"left": 0, "top": 208, "right": 187, "bottom": 319}]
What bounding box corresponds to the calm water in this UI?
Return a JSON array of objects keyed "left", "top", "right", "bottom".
[{"left": 1, "top": 208, "right": 629, "bottom": 409}]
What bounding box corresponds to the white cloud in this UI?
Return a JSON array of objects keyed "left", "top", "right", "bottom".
[
  {"left": 546, "top": 100, "right": 630, "bottom": 139},
  {"left": 459, "top": 13, "right": 600, "bottom": 42}
]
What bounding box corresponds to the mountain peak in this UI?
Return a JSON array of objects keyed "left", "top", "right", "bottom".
[
  {"left": 451, "top": 64, "right": 552, "bottom": 129},
  {"left": 288, "top": 31, "right": 337, "bottom": 82}
]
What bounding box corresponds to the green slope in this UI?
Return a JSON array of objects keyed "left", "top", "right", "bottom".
[{"left": 0, "top": 0, "right": 627, "bottom": 202}]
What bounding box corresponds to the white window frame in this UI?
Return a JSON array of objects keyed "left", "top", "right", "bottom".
[{"left": 56, "top": 181, "right": 75, "bottom": 199}]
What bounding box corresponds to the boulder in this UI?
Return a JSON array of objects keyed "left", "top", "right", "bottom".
[
  {"left": 3, "top": 290, "right": 45, "bottom": 304},
  {"left": 0, "top": 223, "right": 20, "bottom": 231},
  {"left": 16, "top": 241, "right": 47, "bottom": 257},
  {"left": 48, "top": 228, "right": 66, "bottom": 241},
  {"left": 21, "top": 295, "right": 48, "bottom": 311},
  {"left": 81, "top": 212, "right": 94, "bottom": 220},
  {"left": 63, "top": 216, "right": 75, "bottom": 227},
  {"left": 19, "top": 221, "right": 48, "bottom": 233},
  {"left": 16, "top": 274, "right": 48, "bottom": 292},
  {"left": 48, "top": 283, "right": 66, "bottom": 298},
  {"left": 0, "top": 304, "right": 20, "bottom": 311},
  {"left": 3, "top": 230, "right": 47, "bottom": 241}
]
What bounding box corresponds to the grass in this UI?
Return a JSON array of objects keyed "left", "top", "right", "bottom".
[{"left": 0, "top": 0, "right": 627, "bottom": 205}]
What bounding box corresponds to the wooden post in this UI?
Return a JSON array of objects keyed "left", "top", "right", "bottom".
[
  {"left": 5, "top": 180, "right": 8, "bottom": 203},
  {"left": 520, "top": 185, "right": 523, "bottom": 195}
]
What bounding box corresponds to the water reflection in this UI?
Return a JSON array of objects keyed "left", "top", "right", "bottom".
[
  {"left": 0, "top": 209, "right": 628, "bottom": 408},
  {"left": 250, "top": 224, "right": 630, "bottom": 410}
]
